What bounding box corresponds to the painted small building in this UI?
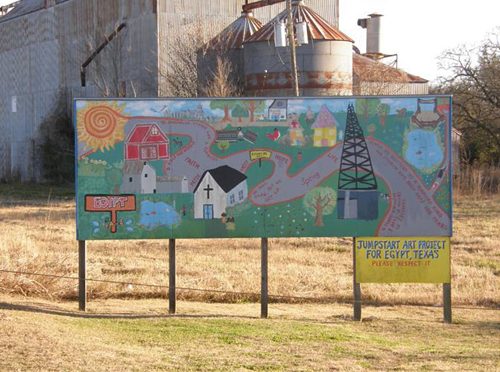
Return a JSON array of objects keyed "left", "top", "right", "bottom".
[
  {"left": 193, "top": 165, "right": 248, "bottom": 219},
  {"left": 216, "top": 128, "right": 243, "bottom": 142},
  {"left": 122, "top": 161, "right": 188, "bottom": 194},
  {"left": 311, "top": 105, "right": 338, "bottom": 147},
  {"left": 268, "top": 99, "right": 288, "bottom": 121},
  {"left": 140, "top": 162, "right": 157, "bottom": 194},
  {"left": 216, "top": 128, "right": 258, "bottom": 144},
  {"left": 125, "top": 124, "right": 169, "bottom": 161},
  {"left": 288, "top": 114, "right": 305, "bottom": 146},
  {"left": 337, "top": 190, "right": 379, "bottom": 220}
]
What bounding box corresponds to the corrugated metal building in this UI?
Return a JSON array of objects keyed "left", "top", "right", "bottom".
[
  {"left": 0, "top": 0, "right": 339, "bottom": 181},
  {"left": 352, "top": 53, "right": 428, "bottom": 95},
  {"left": 1, "top": 0, "right": 434, "bottom": 182}
]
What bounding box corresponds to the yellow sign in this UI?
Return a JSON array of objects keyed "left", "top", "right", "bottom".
[
  {"left": 249, "top": 150, "right": 271, "bottom": 161},
  {"left": 355, "top": 237, "right": 450, "bottom": 283}
]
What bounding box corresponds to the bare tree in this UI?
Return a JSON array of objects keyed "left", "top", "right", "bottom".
[
  {"left": 158, "top": 22, "right": 206, "bottom": 97},
  {"left": 83, "top": 22, "right": 138, "bottom": 98},
  {"left": 200, "top": 56, "right": 241, "bottom": 97},
  {"left": 158, "top": 20, "right": 241, "bottom": 98},
  {"left": 436, "top": 29, "right": 500, "bottom": 164}
]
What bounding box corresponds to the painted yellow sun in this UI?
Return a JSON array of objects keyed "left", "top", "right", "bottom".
[{"left": 77, "top": 102, "right": 128, "bottom": 152}]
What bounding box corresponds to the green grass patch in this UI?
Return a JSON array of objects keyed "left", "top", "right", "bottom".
[{"left": 0, "top": 182, "right": 74, "bottom": 200}]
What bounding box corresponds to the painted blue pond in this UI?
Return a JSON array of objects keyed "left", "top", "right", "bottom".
[{"left": 405, "top": 129, "right": 444, "bottom": 171}]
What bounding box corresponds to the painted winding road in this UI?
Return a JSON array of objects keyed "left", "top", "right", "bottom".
[{"left": 117, "top": 116, "right": 451, "bottom": 236}]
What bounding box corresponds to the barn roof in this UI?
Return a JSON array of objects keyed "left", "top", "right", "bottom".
[
  {"left": 208, "top": 11, "right": 263, "bottom": 49},
  {"left": 353, "top": 53, "right": 428, "bottom": 84},
  {"left": 126, "top": 124, "right": 168, "bottom": 144},
  {"left": 245, "top": 1, "right": 353, "bottom": 43},
  {"left": 194, "top": 165, "right": 247, "bottom": 194}
]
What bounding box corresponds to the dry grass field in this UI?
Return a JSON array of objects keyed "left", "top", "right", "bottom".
[
  {"left": 0, "top": 184, "right": 498, "bottom": 370},
  {"left": 0, "top": 184, "right": 498, "bottom": 307}
]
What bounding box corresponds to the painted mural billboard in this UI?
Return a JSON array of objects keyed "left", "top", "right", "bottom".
[{"left": 75, "top": 96, "right": 452, "bottom": 240}]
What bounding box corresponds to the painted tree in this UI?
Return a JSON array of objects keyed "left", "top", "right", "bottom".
[
  {"left": 242, "top": 100, "right": 266, "bottom": 122},
  {"left": 232, "top": 104, "right": 248, "bottom": 123},
  {"left": 217, "top": 140, "right": 230, "bottom": 152},
  {"left": 355, "top": 98, "right": 380, "bottom": 120},
  {"left": 210, "top": 100, "right": 237, "bottom": 123},
  {"left": 305, "top": 106, "right": 316, "bottom": 126},
  {"left": 377, "top": 103, "right": 390, "bottom": 126},
  {"left": 367, "top": 123, "right": 376, "bottom": 136},
  {"left": 303, "top": 187, "right": 337, "bottom": 227}
]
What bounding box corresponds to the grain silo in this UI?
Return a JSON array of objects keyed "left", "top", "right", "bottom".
[
  {"left": 243, "top": 0, "right": 353, "bottom": 96},
  {"left": 201, "top": 10, "right": 263, "bottom": 92}
]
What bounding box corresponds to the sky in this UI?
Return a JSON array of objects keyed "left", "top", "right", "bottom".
[
  {"left": 339, "top": 0, "right": 500, "bottom": 83},
  {"left": 1, "top": 0, "right": 498, "bottom": 83}
]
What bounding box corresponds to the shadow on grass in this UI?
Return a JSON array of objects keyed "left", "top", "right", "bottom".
[{"left": 0, "top": 301, "right": 258, "bottom": 320}]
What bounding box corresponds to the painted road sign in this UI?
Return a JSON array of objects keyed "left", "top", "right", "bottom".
[{"left": 75, "top": 96, "right": 452, "bottom": 240}]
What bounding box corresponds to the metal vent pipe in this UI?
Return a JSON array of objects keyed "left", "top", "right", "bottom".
[{"left": 357, "top": 13, "right": 383, "bottom": 56}]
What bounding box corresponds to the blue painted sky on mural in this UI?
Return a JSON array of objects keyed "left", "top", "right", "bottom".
[{"left": 77, "top": 97, "right": 421, "bottom": 119}]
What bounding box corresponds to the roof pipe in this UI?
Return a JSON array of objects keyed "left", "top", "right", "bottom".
[
  {"left": 80, "top": 22, "right": 127, "bottom": 87},
  {"left": 357, "top": 13, "right": 383, "bottom": 58},
  {"left": 242, "top": 0, "right": 285, "bottom": 13}
]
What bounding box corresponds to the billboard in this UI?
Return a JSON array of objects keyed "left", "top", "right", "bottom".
[{"left": 75, "top": 96, "right": 452, "bottom": 240}]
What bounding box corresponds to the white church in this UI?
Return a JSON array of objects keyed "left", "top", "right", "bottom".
[{"left": 193, "top": 165, "right": 248, "bottom": 219}]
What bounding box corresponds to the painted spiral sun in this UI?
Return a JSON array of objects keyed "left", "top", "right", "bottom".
[
  {"left": 84, "top": 106, "right": 118, "bottom": 139},
  {"left": 77, "top": 103, "right": 127, "bottom": 152}
]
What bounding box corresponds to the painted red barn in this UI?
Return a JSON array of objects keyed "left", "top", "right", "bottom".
[{"left": 125, "top": 124, "right": 169, "bottom": 161}]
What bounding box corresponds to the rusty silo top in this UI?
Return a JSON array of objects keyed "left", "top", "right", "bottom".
[
  {"left": 209, "top": 11, "right": 263, "bottom": 49},
  {"left": 245, "top": 1, "right": 353, "bottom": 43}
]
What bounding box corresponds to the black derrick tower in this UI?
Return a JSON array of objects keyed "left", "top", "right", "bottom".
[{"left": 338, "top": 104, "right": 377, "bottom": 190}]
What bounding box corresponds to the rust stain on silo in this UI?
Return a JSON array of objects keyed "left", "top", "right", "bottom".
[{"left": 245, "top": 71, "right": 352, "bottom": 91}]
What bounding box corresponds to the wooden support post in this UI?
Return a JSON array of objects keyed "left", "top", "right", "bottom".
[
  {"left": 353, "top": 238, "right": 362, "bottom": 321},
  {"left": 78, "top": 240, "right": 87, "bottom": 312},
  {"left": 443, "top": 283, "right": 452, "bottom": 323},
  {"left": 169, "top": 238, "right": 176, "bottom": 314},
  {"left": 286, "top": 0, "right": 300, "bottom": 97},
  {"left": 261, "top": 237, "right": 268, "bottom": 319}
]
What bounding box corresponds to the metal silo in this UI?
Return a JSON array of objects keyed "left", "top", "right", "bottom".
[
  {"left": 243, "top": 0, "right": 353, "bottom": 96},
  {"left": 200, "top": 10, "right": 263, "bottom": 93}
]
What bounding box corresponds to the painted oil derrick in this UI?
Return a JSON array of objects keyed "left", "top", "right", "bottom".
[
  {"left": 338, "top": 104, "right": 377, "bottom": 189},
  {"left": 337, "top": 104, "right": 379, "bottom": 220}
]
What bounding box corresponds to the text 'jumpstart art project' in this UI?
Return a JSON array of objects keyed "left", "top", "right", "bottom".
[{"left": 75, "top": 96, "right": 452, "bottom": 240}]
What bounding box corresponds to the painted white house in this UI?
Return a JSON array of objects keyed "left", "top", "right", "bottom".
[
  {"left": 193, "top": 165, "right": 248, "bottom": 219},
  {"left": 141, "top": 162, "right": 157, "bottom": 194},
  {"left": 268, "top": 99, "right": 288, "bottom": 121}
]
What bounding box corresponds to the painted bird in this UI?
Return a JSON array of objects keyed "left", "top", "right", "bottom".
[{"left": 266, "top": 128, "right": 280, "bottom": 141}]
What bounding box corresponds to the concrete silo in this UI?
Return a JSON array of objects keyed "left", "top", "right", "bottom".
[{"left": 243, "top": 0, "right": 353, "bottom": 96}]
